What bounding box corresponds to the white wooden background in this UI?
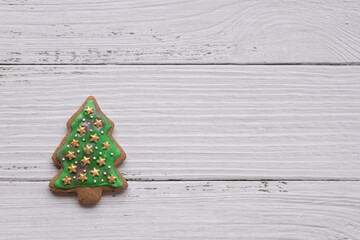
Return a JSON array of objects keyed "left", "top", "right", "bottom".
[{"left": 1, "top": 1, "right": 360, "bottom": 239}]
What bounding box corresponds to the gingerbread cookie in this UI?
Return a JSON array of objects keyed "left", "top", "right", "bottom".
[{"left": 49, "top": 96, "right": 128, "bottom": 204}]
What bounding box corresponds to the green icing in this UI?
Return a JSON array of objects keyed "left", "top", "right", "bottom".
[{"left": 54, "top": 100, "right": 124, "bottom": 189}]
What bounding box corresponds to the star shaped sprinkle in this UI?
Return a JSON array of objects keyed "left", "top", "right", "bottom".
[
  {"left": 70, "top": 138, "right": 79, "bottom": 148},
  {"left": 77, "top": 126, "right": 86, "bottom": 135},
  {"left": 107, "top": 174, "right": 117, "bottom": 183},
  {"left": 68, "top": 163, "right": 77, "bottom": 173},
  {"left": 96, "top": 157, "right": 106, "bottom": 167},
  {"left": 90, "top": 133, "right": 99, "bottom": 143},
  {"left": 85, "top": 106, "right": 94, "bottom": 114},
  {"left": 90, "top": 167, "right": 100, "bottom": 177},
  {"left": 66, "top": 151, "right": 76, "bottom": 160},
  {"left": 81, "top": 156, "right": 90, "bottom": 166},
  {"left": 94, "top": 119, "right": 103, "bottom": 128},
  {"left": 84, "top": 144, "right": 93, "bottom": 154},
  {"left": 62, "top": 175, "right": 72, "bottom": 185},
  {"left": 102, "top": 141, "right": 111, "bottom": 150},
  {"left": 78, "top": 173, "right": 88, "bottom": 182}
]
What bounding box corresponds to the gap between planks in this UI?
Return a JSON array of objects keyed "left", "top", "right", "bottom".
[
  {"left": 2, "top": 179, "right": 360, "bottom": 183},
  {"left": 0, "top": 63, "right": 359, "bottom": 66}
]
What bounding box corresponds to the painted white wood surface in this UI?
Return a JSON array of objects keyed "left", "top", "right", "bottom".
[
  {"left": 0, "top": 181, "right": 359, "bottom": 240},
  {"left": 0, "top": 0, "right": 359, "bottom": 64},
  {"left": 1, "top": 65, "right": 359, "bottom": 181},
  {"left": 1, "top": 0, "right": 359, "bottom": 237}
]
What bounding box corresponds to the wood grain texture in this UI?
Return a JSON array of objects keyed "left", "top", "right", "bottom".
[
  {"left": 0, "top": 65, "right": 359, "bottom": 181},
  {"left": 0, "top": 181, "right": 359, "bottom": 239},
  {"left": 0, "top": 0, "right": 359, "bottom": 64}
]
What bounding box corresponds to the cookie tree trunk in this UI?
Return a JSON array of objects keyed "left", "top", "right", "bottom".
[{"left": 77, "top": 188, "right": 103, "bottom": 204}]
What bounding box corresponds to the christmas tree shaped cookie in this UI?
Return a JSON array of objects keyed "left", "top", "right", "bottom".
[{"left": 49, "top": 96, "right": 128, "bottom": 204}]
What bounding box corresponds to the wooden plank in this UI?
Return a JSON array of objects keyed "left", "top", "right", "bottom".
[
  {"left": 0, "top": 181, "right": 359, "bottom": 239},
  {"left": 0, "top": 65, "right": 360, "bottom": 181},
  {"left": 0, "top": 0, "right": 359, "bottom": 64}
]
